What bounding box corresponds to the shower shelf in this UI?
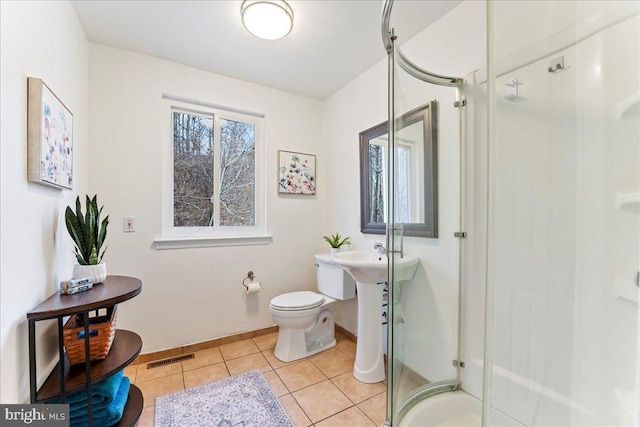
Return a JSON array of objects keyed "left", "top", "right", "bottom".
[
  {"left": 615, "top": 285, "right": 638, "bottom": 304},
  {"left": 616, "top": 91, "right": 640, "bottom": 121},
  {"left": 616, "top": 192, "right": 639, "bottom": 213},
  {"left": 612, "top": 388, "right": 637, "bottom": 426}
]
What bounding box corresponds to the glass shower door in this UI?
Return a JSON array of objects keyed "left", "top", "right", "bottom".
[{"left": 386, "top": 27, "right": 465, "bottom": 423}]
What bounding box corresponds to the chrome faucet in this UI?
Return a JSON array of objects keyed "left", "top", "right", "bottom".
[{"left": 373, "top": 242, "right": 386, "bottom": 255}]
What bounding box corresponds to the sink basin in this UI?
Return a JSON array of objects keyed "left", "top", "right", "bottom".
[
  {"left": 331, "top": 250, "right": 419, "bottom": 283},
  {"left": 330, "top": 249, "right": 420, "bottom": 383},
  {"left": 331, "top": 250, "right": 387, "bottom": 282}
]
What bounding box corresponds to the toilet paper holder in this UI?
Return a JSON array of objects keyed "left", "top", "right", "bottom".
[{"left": 243, "top": 271, "right": 256, "bottom": 290}]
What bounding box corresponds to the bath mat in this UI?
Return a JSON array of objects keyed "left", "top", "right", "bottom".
[{"left": 154, "top": 369, "right": 293, "bottom": 427}]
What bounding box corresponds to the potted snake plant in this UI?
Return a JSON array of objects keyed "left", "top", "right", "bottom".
[{"left": 65, "top": 195, "right": 110, "bottom": 283}]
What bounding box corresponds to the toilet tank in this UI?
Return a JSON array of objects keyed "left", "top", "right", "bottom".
[{"left": 315, "top": 254, "right": 356, "bottom": 300}]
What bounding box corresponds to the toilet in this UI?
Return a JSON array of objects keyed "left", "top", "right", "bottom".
[{"left": 270, "top": 254, "right": 356, "bottom": 362}]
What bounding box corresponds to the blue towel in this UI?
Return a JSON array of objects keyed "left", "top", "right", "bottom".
[
  {"left": 70, "top": 375, "right": 130, "bottom": 427},
  {"left": 53, "top": 369, "right": 124, "bottom": 413},
  {"left": 68, "top": 370, "right": 124, "bottom": 418}
]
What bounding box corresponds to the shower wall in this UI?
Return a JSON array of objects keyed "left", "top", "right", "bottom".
[{"left": 487, "top": 2, "right": 639, "bottom": 425}]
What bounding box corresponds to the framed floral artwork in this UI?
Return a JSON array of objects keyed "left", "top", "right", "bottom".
[
  {"left": 278, "top": 150, "right": 316, "bottom": 195},
  {"left": 27, "top": 77, "right": 73, "bottom": 190}
]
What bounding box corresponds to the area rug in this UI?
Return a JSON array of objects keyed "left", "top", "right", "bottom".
[{"left": 154, "top": 369, "right": 293, "bottom": 427}]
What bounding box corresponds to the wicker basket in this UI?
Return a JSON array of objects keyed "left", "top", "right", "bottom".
[{"left": 63, "top": 305, "right": 117, "bottom": 365}]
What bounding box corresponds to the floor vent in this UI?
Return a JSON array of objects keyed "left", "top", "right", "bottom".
[{"left": 147, "top": 353, "right": 194, "bottom": 369}]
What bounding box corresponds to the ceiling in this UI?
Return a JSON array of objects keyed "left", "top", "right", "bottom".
[{"left": 72, "top": 0, "right": 462, "bottom": 100}]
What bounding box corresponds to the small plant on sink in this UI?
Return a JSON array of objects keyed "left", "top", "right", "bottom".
[{"left": 323, "top": 233, "right": 351, "bottom": 255}]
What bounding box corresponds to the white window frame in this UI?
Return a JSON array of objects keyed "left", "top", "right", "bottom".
[{"left": 154, "top": 94, "right": 271, "bottom": 249}]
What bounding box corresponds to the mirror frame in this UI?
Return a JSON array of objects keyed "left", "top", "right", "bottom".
[{"left": 359, "top": 100, "right": 438, "bottom": 238}]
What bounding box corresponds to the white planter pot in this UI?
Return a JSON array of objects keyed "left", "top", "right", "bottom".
[
  {"left": 72, "top": 263, "right": 107, "bottom": 283},
  {"left": 330, "top": 247, "right": 340, "bottom": 256}
]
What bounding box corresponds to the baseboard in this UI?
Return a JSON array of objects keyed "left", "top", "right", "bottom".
[
  {"left": 395, "top": 359, "right": 430, "bottom": 386},
  {"left": 135, "top": 325, "right": 279, "bottom": 364},
  {"left": 335, "top": 323, "right": 357, "bottom": 343},
  {"left": 137, "top": 322, "right": 358, "bottom": 364}
]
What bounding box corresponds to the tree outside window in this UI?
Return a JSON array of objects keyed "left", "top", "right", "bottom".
[{"left": 173, "top": 110, "right": 256, "bottom": 229}]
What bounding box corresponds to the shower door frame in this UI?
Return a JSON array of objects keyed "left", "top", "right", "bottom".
[{"left": 382, "top": 1, "right": 467, "bottom": 424}]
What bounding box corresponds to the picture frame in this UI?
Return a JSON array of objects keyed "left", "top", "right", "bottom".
[
  {"left": 278, "top": 150, "right": 316, "bottom": 195},
  {"left": 27, "top": 77, "right": 73, "bottom": 190}
]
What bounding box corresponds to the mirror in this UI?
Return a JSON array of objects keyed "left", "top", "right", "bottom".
[{"left": 359, "top": 100, "right": 438, "bottom": 238}]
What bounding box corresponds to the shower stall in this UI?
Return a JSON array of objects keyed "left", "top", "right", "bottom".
[{"left": 383, "top": 1, "right": 639, "bottom": 426}]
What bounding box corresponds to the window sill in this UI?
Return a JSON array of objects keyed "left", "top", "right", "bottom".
[{"left": 153, "top": 235, "right": 273, "bottom": 250}]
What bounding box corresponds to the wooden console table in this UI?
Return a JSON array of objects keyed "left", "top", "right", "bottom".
[{"left": 27, "top": 275, "right": 143, "bottom": 427}]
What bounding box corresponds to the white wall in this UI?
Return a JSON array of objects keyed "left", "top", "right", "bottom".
[
  {"left": 88, "top": 45, "right": 325, "bottom": 353},
  {"left": 323, "top": 0, "right": 486, "bottom": 384},
  {"left": 322, "top": 54, "right": 387, "bottom": 336},
  {"left": 0, "top": 1, "right": 89, "bottom": 403}
]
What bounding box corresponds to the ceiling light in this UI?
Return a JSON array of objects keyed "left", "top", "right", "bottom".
[{"left": 241, "top": 0, "right": 293, "bottom": 40}]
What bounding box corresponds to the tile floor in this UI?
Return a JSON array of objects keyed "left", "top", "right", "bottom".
[{"left": 129, "top": 332, "right": 387, "bottom": 427}]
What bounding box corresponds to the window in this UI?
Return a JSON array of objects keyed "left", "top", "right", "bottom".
[
  {"left": 156, "top": 95, "right": 269, "bottom": 249},
  {"left": 172, "top": 110, "right": 215, "bottom": 227},
  {"left": 173, "top": 111, "right": 256, "bottom": 227},
  {"left": 368, "top": 142, "right": 386, "bottom": 223},
  {"left": 395, "top": 145, "right": 411, "bottom": 224},
  {"left": 367, "top": 140, "right": 411, "bottom": 224}
]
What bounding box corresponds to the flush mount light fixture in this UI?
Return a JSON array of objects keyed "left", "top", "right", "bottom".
[{"left": 241, "top": 0, "right": 294, "bottom": 40}]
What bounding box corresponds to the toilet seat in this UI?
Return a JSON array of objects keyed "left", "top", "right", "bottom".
[{"left": 270, "top": 291, "right": 325, "bottom": 311}]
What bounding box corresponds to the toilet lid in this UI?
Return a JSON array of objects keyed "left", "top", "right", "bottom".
[{"left": 270, "top": 291, "right": 325, "bottom": 311}]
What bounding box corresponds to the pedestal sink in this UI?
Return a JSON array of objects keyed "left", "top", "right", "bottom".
[{"left": 331, "top": 250, "right": 419, "bottom": 383}]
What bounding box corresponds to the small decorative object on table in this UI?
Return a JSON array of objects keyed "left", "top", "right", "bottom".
[
  {"left": 65, "top": 194, "right": 110, "bottom": 283},
  {"left": 60, "top": 276, "right": 94, "bottom": 295},
  {"left": 63, "top": 306, "right": 117, "bottom": 365},
  {"left": 323, "top": 232, "right": 351, "bottom": 256}
]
